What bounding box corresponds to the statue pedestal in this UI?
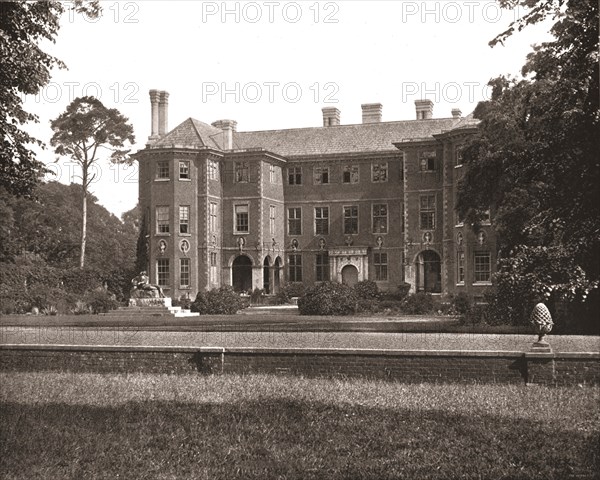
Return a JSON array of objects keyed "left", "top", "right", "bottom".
[
  {"left": 128, "top": 297, "right": 172, "bottom": 308},
  {"left": 530, "top": 341, "right": 552, "bottom": 353}
]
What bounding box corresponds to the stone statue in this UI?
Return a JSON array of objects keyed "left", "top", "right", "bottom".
[
  {"left": 530, "top": 302, "right": 553, "bottom": 345},
  {"left": 130, "top": 271, "right": 165, "bottom": 298}
]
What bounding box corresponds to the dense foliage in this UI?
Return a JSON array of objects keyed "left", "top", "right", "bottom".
[
  {"left": 457, "top": 0, "right": 599, "bottom": 327},
  {"left": 298, "top": 282, "right": 358, "bottom": 316},
  {"left": 191, "top": 286, "right": 246, "bottom": 315}
]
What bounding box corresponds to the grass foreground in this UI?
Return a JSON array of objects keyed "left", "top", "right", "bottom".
[{"left": 1, "top": 373, "right": 599, "bottom": 479}]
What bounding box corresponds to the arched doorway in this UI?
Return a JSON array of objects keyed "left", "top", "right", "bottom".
[
  {"left": 232, "top": 255, "right": 253, "bottom": 292},
  {"left": 273, "top": 257, "right": 282, "bottom": 293},
  {"left": 263, "top": 257, "right": 271, "bottom": 293},
  {"left": 341, "top": 265, "right": 359, "bottom": 286},
  {"left": 416, "top": 250, "right": 441, "bottom": 293}
]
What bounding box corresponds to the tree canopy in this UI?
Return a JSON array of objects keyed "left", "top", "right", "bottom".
[
  {"left": 0, "top": 0, "right": 100, "bottom": 198},
  {"left": 457, "top": 0, "right": 599, "bottom": 322}
]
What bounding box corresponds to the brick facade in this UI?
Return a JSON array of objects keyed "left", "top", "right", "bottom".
[{"left": 136, "top": 92, "right": 497, "bottom": 299}]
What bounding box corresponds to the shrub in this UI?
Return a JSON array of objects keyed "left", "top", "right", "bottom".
[
  {"left": 401, "top": 292, "right": 439, "bottom": 314},
  {"left": 397, "top": 282, "right": 411, "bottom": 300},
  {"left": 275, "top": 282, "right": 306, "bottom": 304},
  {"left": 71, "top": 301, "right": 92, "bottom": 315},
  {"left": 250, "top": 288, "right": 265, "bottom": 305},
  {"left": 172, "top": 295, "right": 192, "bottom": 310},
  {"left": 41, "top": 306, "right": 58, "bottom": 316},
  {"left": 298, "top": 282, "right": 357, "bottom": 316},
  {"left": 84, "top": 290, "right": 119, "bottom": 314},
  {"left": 191, "top": 286, "right": 246, "bottom": 315},
  {"left": 450, "top": 292, "right": 473, "bottom": 316},
  {"left": 353, "top": 280, "right": 380, "bottom": 300}
]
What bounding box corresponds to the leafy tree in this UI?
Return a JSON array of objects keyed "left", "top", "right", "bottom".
[
  {"left": 0, "top": 1, "right": 100, "bottom": 198},
  {"left": 457, "top": 0, "right": 599, "bottom": 324},
  {"left": 50, "top": 96, "right": 135, "bottom": 268}
]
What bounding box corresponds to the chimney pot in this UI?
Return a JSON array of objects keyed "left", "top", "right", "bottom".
[
  {"left": 415, "top": 99, "right": 434, "bottom": 120},
  {"left": 322, "top": 107, "right": 341, "bottom": 127},
  {"left": 361, "top": 103, "right": 383, "bottom": 123},
  {"left": 451, "top": 108, "right": 462, "bottom": 119}
]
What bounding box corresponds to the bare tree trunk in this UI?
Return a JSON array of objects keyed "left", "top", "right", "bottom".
[{"left": 80, "top": 169, "right": 88, "bottom": 269}]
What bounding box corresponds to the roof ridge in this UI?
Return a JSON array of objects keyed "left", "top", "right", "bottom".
[{"left": 188, "top": 117, "right": 206, "bottom": 147}]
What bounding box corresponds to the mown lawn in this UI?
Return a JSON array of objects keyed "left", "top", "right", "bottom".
[{"left": 1, "top": 373, "right": 598, "bottom": 479}]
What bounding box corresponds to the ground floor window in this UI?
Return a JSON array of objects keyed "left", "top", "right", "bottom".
[
  {"left": 457, "top": 251, "right": 465, "bottom": 284},
  {"left": 180, "top": 258, "right": 190, "bottom": 288},
  {"left": 288, "top": 254, "right": 302, "bottom": 282},
  {"left": 474, "top": 252, "right": 491, "bottom": 282},
  {"left": 157, "top": 259, "right": 170, "bottom": 287},
  {"left": 374, "top": 252, "right": 388, "bottom": 281},
  {"left": 316, "top": 252, "right": 329, "bottom": 281}
]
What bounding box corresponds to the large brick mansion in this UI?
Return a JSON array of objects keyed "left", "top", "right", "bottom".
[{"left": 136, "top": 90, "right": 496, "bottom": 299}]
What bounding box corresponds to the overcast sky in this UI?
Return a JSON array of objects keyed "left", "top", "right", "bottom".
[{"left": 24, "top": 0, "right": 554, "bottom": 217}]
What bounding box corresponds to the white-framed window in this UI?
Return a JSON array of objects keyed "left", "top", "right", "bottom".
[
  {"left": 420, "top": 151, "right": 436, "bottom": 171},
  {"left": 180, "top": 258, "right": 190, "bottom": 288},
  {"left": 315, "top": 207, "right": 329, "bottom": 235},
  {"left": 372, "top": 204, "right": 388, "bottom": 234},
  {"left": 342, "top": 165, "right": 359, "bottom": 184},
  {"left": 157, "top": 259, "right": 170, "bottom": 287},
  {"left": 269, "top": 205, "right": 276, "bottom": 236},
  {"left": 316, "top": 252, "right": 329, "bottom": 282},
  {"left": 234, "top": 161, "right": 249, "bottom": 183},
  {"left": 372, "top": 162, "right": 388, "bottom": 182},
  {"left": 156, "top": 206, "right": 170, "bottom": 234},
  {"left": 374, "top": 252, "right": 388, "bottom": 281},
  {"left": 474, "top": 252, "right": 491, "bottom": 283},
  {"left": 457, "top": 251, "right": 465, "bottom": 284},
  {"left": 343, "top": 205, "right": 358, "bottom": 235},
  {"left": 235, "top": 204, "right": 249, "bottom": 233},
  {"left": 288, "top": 207, "right": 302, "bottom": 235},
  {"left": 179, "top": 206, "right": 189, "bottom": 234},
  {"left": 288, "top": 166, "right": 302, "bottom": 185},
  {"left": 156, "top": 160, "right": 169, "bottom": 179},
  {"left": 420, "top": 195, "right": 436, "bottom": 230},
  {"left": 288, "top": 254, "right": 302, "bottom": 282},
  {"left": 207, "top": 159, "right": 219, "bottom": 181},
  {"left": 179, "top": 161, "right": 190, "bottom": 180},
  {"left": 209, "top": 202, "right": 218, "bottom": 233},
  {"left": 314, "top": 166, "right": 329, "bottom": 185}
]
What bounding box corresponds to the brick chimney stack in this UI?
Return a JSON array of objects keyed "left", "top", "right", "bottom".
[
  {"left": 322, "top": 107, "right": 341, "bottom": 127},
  {"left": 415, "top": 99, "right": 434, "bottom": 120},
  {"left": 149, "top": 89, "right": 160, "bottom": 140},
  {"left": 212, "top": 119, "right": 238, "bottom": 150},
  {"left": 158, "top": 91, "right": 169, "bottom": 136},
  {"left": 451, "top": 108, "right": 462, "bottom": 119},
  {"left": 361, "top": 103, "right": 382, "bottom": 123}
]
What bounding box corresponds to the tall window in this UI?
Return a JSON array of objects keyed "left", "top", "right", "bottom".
[
  {"left": 343, "top": 206, "right": 358, "bottom": 234},
  {"left": 208, "top": 160, "right": 219, "bottom": 181},
  {"left": 457, "top": 252, "right": 465, "bottom": 284},
  {"left": 316, "top": 252, "right": 329, "bottom": 281},
  {"left": 315, "top": 207, "right": 329, "bottom": 235},
  {"left": 179, "top": 161, "right": 190, "bottom": 180},
  {"left": 209, "top": 252, "right": 218, "bottom": 285},
  {"left": 157, "top": 259, "right": 169, "bottom": 287},
  {"left": 372, "top": 162, "right": 388, "bottom": 182},
  {"left": 374, "top": 252, "right": 388, "bottom": 281},
  {"left": 235, "top": 162, "right": 249, "bottom": 183},
  {"left": 288, "top": 166, "right": 302, "bottom": 185},
  {"left": 372, "top": 204, "right": 388, "bottom": 234},
  {"left": 288, "top": 208, "right": 302, "bottom": 235},
  {"left": 179, "top": 206, "right": 189, "bottom": 234},
  {"left": 420, "top": 195, "right": 436, "bottom": 230},
  {"left": 455, "top": 145, "right": 464, "bottom": 167},
  {"left": 474, "top": 253, "right": 491, "bottom": 283},
  {"left": 269, "top": 205, "right": 276, "bottom": 236},
  {"left": 209, "top": 202, "right": 218, "bottom": 233},
  {"left": 156, "top": 160, "right": 169, "bottom": 179},
  {"left": 420, "top": 151, "right": 436, "bottom": 171},
  {"left": 180, "top": 258, "right": 190, "bottom": 288},
  {"left": 314, "top": 166, "right": 329, "bottom": 185},
  {"left": 288, "top": 254, "right": 302, "bottom": 282},
  {"left": 156, "top": 206, "right": 170, "bottom": 234},
  {"left": 343, "top": 165, "right": 359, "bottom": 184},
  {"left": 235, "top": 204, "right": 249, "bottom": 233}
]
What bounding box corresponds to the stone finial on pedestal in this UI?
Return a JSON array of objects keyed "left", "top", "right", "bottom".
[{"left": 530, "top": 302, "right": 554, "bottom": 351}]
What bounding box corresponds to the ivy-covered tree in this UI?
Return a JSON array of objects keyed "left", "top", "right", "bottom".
[
  {"left": 0, "top": 1, "right": 100, "bottom": 198},
  {"left": 457, "top": 0, "right": 599, "bottom": 326},
  {"left": 50, "top": 96, "right": 135, "bottom": 268}
]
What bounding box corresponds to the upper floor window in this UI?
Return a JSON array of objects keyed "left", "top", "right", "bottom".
[
  {"left": 474, "top": 252, "right": 491, "bottom": 283},
  {"left": 372, "top": 204, "right": 388, "bottom": 234},
  {"left": 420, "top": 151, "right": 436, "bottom": 172},
  {"left": 372, "top": 162, "right": 388, "bottom": 182},
  {"left": 288, "top": 166, "right": 302, "bottom": 185},
  {"left": 343, "top": 206, "right": 359, "bottom": 235},
  {"left": 269, "top": 205, "right": 276, "bottom": 236},
  {"left": 315, "top": 207, "right": 329, "bottom": 235},
  {"left": 235, "top": 204, "right": 249, "bottom": 233},
  {"left": 235, "top": 162, "right": 249, "bottom": 183},
  {"left": 179, "top": 161, "right": 190, "bottom": 180},
  {"left": 314, "top": 166, "right": 329, "bottom": 185},
  {"left": 420, "top": 195, "right": 436, "bottom": 230},
  {"left": 209, "top": 202, "right": 218, "bottom": 233},
  {"left": 457, "top": 251, "right": 465, "bottom": 284},
  {"left": 288, "top": 207, "right": 302, "bottom": 235},
  {"left": 208, "top": 160, "right": 219, "bottom": 181},
  {"left": 156, "top": 161, "right": 169, "bottom": 180},
  {"left": 179, "top": 206, "right": 189, "bottom": 234},
  {"left": 455, "top": 145, "right": 464, "bottom": 167},
  {"left": 342, "top": 165, "right": 359, "bottom": 184},
  {"left": 156, "top": 206, "right": 170, "bottom": 234}
]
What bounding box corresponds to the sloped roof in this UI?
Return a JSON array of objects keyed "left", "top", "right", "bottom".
[
  {"left": 233, "top": 118, "right": 460, "bottom": 157},
  {"left": 152, "top": 118, "right": 225, "bottom": 149}
]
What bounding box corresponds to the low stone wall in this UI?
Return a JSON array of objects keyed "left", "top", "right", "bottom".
[{"left": 1, "top": 345, "right": 598, "bottom": 385}]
